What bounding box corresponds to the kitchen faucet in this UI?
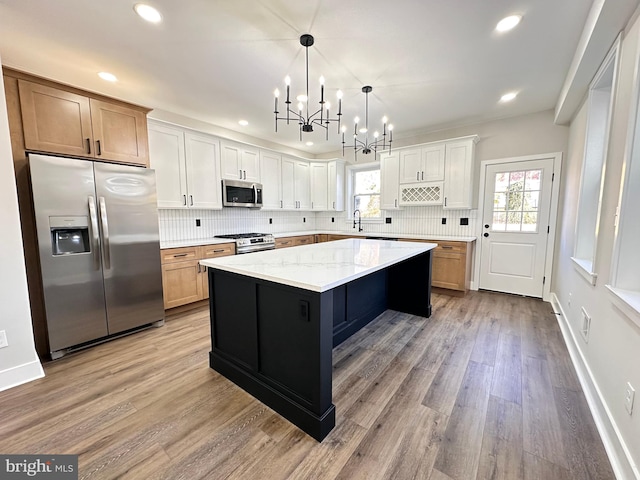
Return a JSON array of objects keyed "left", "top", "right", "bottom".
[{"left": 353, "top": 209, "right": 363, "bottom": 232}]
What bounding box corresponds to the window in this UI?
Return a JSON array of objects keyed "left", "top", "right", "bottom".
[
  {"left": 572, "top": 38, "right": 619, "bottom": 284},
  {"left": 349, "top": 164, "right": 381, "bottom": 219},
  {"left": 491, "top": 169, "right": 542, "bottom": 232}
]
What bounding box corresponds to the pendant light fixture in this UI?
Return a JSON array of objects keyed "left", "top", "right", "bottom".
[
  {"left": 341, "top": 86, "right": 393, "bottom": 160},
  {"left": 273, "top": 34, "right": 343, "bottom": 140}
]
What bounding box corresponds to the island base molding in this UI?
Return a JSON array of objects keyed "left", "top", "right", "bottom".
[{"left": 209, "top": 352, "right": 336, "bottom": 441}]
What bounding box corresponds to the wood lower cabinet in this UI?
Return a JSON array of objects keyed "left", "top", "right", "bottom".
[
  {"left": 275, "top": 234, "right": 315, "bottom": 248},
  {"left": 200, "top": 243, "right": 235, "bottom": 300},
  {"left": 161, "top": 243, "right": 234, "bottom": 309},
  {"left": 406, "top": 239, "right": 473, "bottom": 292}
]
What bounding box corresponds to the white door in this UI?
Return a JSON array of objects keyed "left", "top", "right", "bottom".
[
  {"left": 479, "top": 158, "right": 554, "bottom": 297},
  {"left": 295, "top": 160, "right": 311, "bottom": 210},
  {"left": 242, "top": 147, "right": 261, "bottom": 182},
  {"left": 260, "top": 151, "right": 282, "bottom": 210},
  {"left": 147, "top": 123, "right": 187, "bottom": 208},
  {"left": 184, "top": 132, "right": 221, "bottom": 209},
  {"left": 220, "top": 142, "right": 242, "bottom": 180},
  {"left": 310, "top": 162, "right": 328, "bottom": 210},
  {"left": 281, "top": 157, "right": 296, "bottom": 210}
]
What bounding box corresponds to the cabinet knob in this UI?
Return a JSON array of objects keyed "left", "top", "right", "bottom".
[
  {"left": 483, "top": 232, "right": 489, "bottom": 237},
  {"left": 484, "top": 224, "right": 490, "bottom": 229}
]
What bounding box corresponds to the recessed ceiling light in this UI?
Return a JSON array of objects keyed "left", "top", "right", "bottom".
[
  {"left": 500, "top": 92, "right": 518, "bottom": 102},
  {"left": 98, "top": 72, "right": 118, "bottom": 82},
  {"left": 496, "top": 15, "right": 522, "bottom": 32},
  {"left": 238, "top": 120, "right": 249, "bottom": 126},
  {"left": 134, "top": 4, "right": 162, "bottom": 23},
  {"left": 306, "top": 141, "right": 314, "bottom": 146}
]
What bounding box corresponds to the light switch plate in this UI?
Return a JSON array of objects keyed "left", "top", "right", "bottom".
[{"left": 0, "top": 330, "right": 8, "bottom": 349}]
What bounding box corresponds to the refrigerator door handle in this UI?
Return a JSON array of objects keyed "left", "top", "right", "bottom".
[
  {"left": 88, "top": 196, "right": 101, "bottom": 270},
  {"left": 99, "top": 197, "right": 111, "bottom": 270}
]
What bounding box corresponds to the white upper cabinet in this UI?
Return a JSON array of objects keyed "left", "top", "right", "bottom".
[
  {"left": 310, "top": 162, "right": 329, "bottom": 211},
  {"left": 220, "top": 140, "right": 260, "bottom": 182},
  {"left": 281, "top": 156, "right": 296, "bottom": 210},
  {"left": 391, "top": 135, "right": 477, "bottom": 208},
  {"left": 295, "top": 160, "right": 311, "bottom": 210},
  {"left": 281, "top": 156, "right": 310, "bottom": 210},
  {"left": 328, "top": 160, "right": 345, "bottom": 211},
  {"left": 380, "top": 152, "right": 401, "bottom": 210},
  {"left": 148, "top": 121, "right": 221, "bottom": 209},
  {"left": 399, "top": 143, "right": 445, "bottom": 184},
  {"left": 443, "top": 137, "right": 477, "bottom": 209},
  {"left": 259, "top": 151, "right": 282, "bottom": 210}
]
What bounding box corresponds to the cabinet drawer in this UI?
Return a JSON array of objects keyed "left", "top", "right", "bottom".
[
  {"left": 275, "top": 236, "right": 296, "bottom": 248},
  {"left": 327, "top": 234, "right": 356, "bottom": 241},
  {"left": 295, "top": 235, "right": 314, "bottom": 245},
  {"left": 200, "top": 243, "right": 235, "bottom": 258},
  {"left": 161, "top": 246, "right": 199, "bottom": 264},
  {"left": 434, "top": 241, "right": 466, "bottom": 254}
]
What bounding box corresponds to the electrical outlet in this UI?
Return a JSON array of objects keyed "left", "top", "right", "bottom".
[
  {"left": 331, "top": 217, "right": 335, "bottom": 223},
  {"left": 303, "top": 217, "right": 306, "bottom": 223},
  {"left": 442, "top": 218, "right": 447, "bottom": 225},
  {"left": 195, "top": 219, "right": 201, "bottom": 227},
  {"left": 568, "top": 292, "right": 572, "bottom": 306},
  {"left": 385, "top": 217, "right": 392, "bottom": 224},
  {"left": 460, "top": 217, "right": 469, "bottom": 226},
  {"left": 0, "top": 330, "right": 8, "bottom": 349},
  {"left": 269, "top": 218, "right": 273, "bottom": 224},
  {"left": 625, "top": 382, "right": 635, "bottom": 415},
  {"left": 580, "top": 307, "right": 591, "bottom": 342}
]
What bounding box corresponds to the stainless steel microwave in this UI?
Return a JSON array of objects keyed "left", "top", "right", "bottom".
[{"left": 222, "top": 179, "right": 263, "bottom": 208}]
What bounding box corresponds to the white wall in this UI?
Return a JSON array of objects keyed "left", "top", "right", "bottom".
[
  {"left": 0, "top": 52, "right": 44, "bottom": 391},
  {"left": 551, "top": 11, "right": 640, "bottom": 479},
  {"left": 319, "top": 109, "right": 569, "bottom": 166}
]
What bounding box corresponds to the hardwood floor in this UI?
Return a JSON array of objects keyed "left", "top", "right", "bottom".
[{"left": 0, "top": 291, "right": 615, "bottom": 480}]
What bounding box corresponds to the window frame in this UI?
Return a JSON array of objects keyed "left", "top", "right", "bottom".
[
  {"left": 346, "top": 162, "right": 383, "bottom": 223},
  {"left": 571, "top": 36, "right": 620, "bottom": 286}
]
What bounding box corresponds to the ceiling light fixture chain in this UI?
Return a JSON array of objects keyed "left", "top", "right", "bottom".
[
  {"left": 274, "top": 34, "right": 343, "bottom": 141},
  {"left": 342, "top": 86, "right": 393, "bottom": 160}
]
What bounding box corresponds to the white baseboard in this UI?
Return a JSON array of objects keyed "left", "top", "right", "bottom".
[
  {"left": 550, "top": 293, "right": 639, "bottom": 480},
  {"left": 0, "top": 360, "right": 44, "bottom": 393}
]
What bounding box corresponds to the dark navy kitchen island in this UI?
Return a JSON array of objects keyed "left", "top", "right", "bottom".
[{"left": 200, "top": 239, "right": 436, "bottom": 441}]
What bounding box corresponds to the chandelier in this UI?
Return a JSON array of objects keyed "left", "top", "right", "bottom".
[
  {"left": 342, "top": 86, "right": 393, "bottom": 160},
  {"left": 273, "top": 34, "right": 343, "bottom": 140}
]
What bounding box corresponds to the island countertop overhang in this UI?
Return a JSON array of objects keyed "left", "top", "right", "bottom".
[{"left": 200, "top": 238, "right": 436, "bottom": 293}]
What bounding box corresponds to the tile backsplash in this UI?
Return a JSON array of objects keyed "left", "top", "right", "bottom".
[{"left": 158, "top": 207, "right": 477, "bottom": 242}]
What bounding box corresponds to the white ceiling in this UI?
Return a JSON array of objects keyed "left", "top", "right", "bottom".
[{"left": 0, "top": 0, "right": 595, "bottom": 155}]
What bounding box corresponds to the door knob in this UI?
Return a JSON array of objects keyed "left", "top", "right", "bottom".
[
  {"left": 484, "top": 224, "right": 490, "bottom": 229},
  {"left": 483, "top": 232, "right": 489, "bottom": 237}
]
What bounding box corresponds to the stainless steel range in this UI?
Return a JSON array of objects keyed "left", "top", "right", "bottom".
[{"left": 215, "top": 233, "right": 275, "bottom": 254}]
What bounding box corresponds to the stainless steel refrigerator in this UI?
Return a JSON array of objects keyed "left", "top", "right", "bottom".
[{"left": 29, "top": 153, "right": 164, "bottom": 359}]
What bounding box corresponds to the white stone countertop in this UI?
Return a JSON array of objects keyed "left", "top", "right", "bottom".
[
  {"left": 200, "top": 238, "right": 437, "bottom": 293},
  {"left": 160, "top": 230, "right": 475, "bottom": 249}
]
